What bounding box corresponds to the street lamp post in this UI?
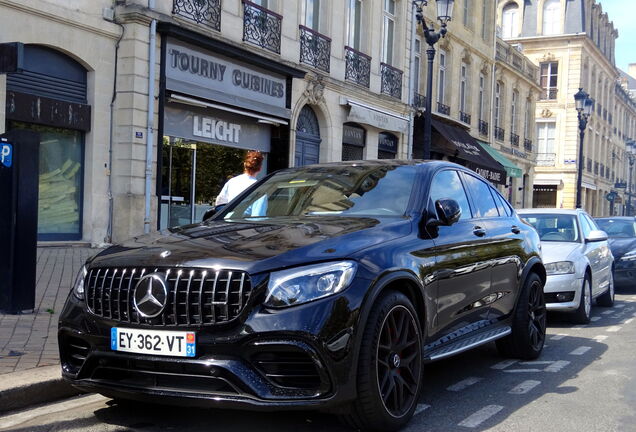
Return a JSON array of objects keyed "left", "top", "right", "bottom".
[
  {"left": 413, "top": 0, "right": 454, "bottom": 160},
  {"left": 627, "top": 140, "right": 636, "bottom": 216},
  {"left": 574, "top": 88, "right": 594, "bottom": 209}
]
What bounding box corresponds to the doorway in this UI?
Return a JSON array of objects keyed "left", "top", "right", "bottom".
[{"left": 295, "top": 105, "right": 321, "bottom": 166}]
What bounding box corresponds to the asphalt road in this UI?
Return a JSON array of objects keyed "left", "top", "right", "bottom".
[{"left": 2, "top": 289, "right": 636, "bottom": 432}]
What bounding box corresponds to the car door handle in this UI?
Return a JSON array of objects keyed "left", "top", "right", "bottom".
[
  {"left": 473, "top": 226, "right": 486, "bottom": 237},
  {"left": 511, "top": 225, "right": 521, "bottom": 234}
]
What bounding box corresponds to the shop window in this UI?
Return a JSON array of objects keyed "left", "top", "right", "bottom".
[
  {"left": 342, "top": 123, "right": 366, "bottom": 161},
  {"left": 378, "top": 132, "right": 398, "bottom": 159}
]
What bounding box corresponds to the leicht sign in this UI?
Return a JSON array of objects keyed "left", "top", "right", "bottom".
[{"left": 166, "top": 39, "right": 289, "bottom": 119}]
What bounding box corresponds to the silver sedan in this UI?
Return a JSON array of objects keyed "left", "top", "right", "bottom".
[{"left": 518, "top": 208, "right": 615, "bottom": 324}]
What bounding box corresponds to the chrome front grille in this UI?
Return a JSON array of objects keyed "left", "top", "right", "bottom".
[{"left": 85, "top": 267, "right": 252, "bottom": 326}]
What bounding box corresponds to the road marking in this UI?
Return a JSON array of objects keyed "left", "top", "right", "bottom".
[
  {"left": 615, "top": 304, "right": 625, "bottom": 308},
  {"left": 491, "top": 360, "right": 517, "bottom": 370},
  {"left": 550, "top": 334, "right": 568, "bottom": 340},
  {"left": 519, "top": 361, "right": 553, "bottom": 365},
  {"left": 570, "top": 346, "right": 592, "bottom": 355},
  {"left": 414, "top": 404, "right": 431, "bottom": 416},
  {"left": 0, "top": 394, "right": 106, "bottom": 429},
  {"left": 458, "top": 405, "right": 504, "bottom": 428},
  {"left": 625, "top": 318, "right": 634, "bottom": 324},
  {"left": 602, "top": 310, "right": 614, "bottom": 315},
  {"left": 611, "top": 315, "right": 624, "bottom": 319},
  {"left": 504, "top": 369, "right": 541, "bottom": 373},
  {"left": 447, "top": 377, "right": 483, "bottom": 392},
  {"left": 545, "top": 360, "right": 570, "bottom": 373},
  {"left": 607, "top": 326, "right": 622, "bottom": 332},
  {"left": 593, "top": 335, "right": 609, "bottom": 342},
  {"left": 571, "top": 325, "right": 584, "bottom": 330},
  {"left": 508, "top": 380, "right": 541, "bottom": 395},
  {"left": 591, "top": 316, "right": 601, "bottom": 322}
]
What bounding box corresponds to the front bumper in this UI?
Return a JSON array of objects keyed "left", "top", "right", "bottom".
[
  {"left": 543, "top": 273, "right": 582, "bottom": 311},
  {"left": 58, "top": 279, "right": 370, "bottom": 411},
  {"left": 615, "top": 262, "right": 636, "bottom": 288}
]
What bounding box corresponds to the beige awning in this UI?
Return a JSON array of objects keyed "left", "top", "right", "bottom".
[{"left": 341, "top": 98, "right": 409, "bottom": 134}]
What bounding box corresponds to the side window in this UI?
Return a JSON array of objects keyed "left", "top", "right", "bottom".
[
  {"left": 579, "top": 214, "right": 594, "bottom": 238},
  {"left": 429, "top": 170, "right": 472, "bottom": 220},
  {"left": 462, "top": 174, "right": 499, "bottom": 218},
  {"left": 584, "top": 214, "right": 599, "bottom": 231},
  {"left": 495, "top": 193, "right": 513, "bottom": 217}
]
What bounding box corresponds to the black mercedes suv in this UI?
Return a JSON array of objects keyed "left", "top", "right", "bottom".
[{"left": 59, "top": 160, "right": 546, "bottom": 431}]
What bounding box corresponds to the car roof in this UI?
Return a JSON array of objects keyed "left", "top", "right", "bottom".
[
  {"left": 595, "top": 216, "right": 635, "bottom": 221},
  {"left": 277, "top": 159, "right": 468, "bottom": 173},
  {"left": 517, "top": 208, "right": 587, "bottom": 216}
]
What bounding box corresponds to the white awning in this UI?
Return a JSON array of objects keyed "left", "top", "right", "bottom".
[
  {"left": 533, "top": 176, "right": 564, "bottom": 187},
  {"left": 582, "top": 181, "right": 597, "bottom": 190},
  {"left": 340, "top": 98, "right": 409, "bottom": 134}
]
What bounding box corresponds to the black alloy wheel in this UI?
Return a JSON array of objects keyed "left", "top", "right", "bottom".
[
  {"left": 341, "top": 291, "right": 422, "bottom": 431},
  {"left": 527, "top": 277, "right": 547, "bottom": 352},
  {"left": 376, "top": 305, "right": 422, "bottom": 418}
]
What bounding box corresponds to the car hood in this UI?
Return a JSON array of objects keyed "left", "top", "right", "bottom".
[
  {"left": 608, "top": 237, "right": 636, "bottom": 260},
  {"left": 89, "top": 216, "right": 412, "bottom": 274},
  {"left": 540, "top": 241, "right": 584, "bottom": 264}
]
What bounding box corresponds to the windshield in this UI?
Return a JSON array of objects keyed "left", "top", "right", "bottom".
[
  {"left": 595, "top": 219, "right": 636, "bottom": 238},
  {"left": 222, "top": 164, "right": 417, "bottom": 221},
  {"left": 520, "top": 214, "right": 580, "bottom": 242}
]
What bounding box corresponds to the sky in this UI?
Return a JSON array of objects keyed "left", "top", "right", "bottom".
[{"left": 599, "top": 0, "right": 635, "bottom": 72}]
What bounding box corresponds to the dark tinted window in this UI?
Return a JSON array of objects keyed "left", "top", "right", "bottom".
[
  {"left": 496, "top": 193, "right": 513, "bottom": 216},
  {"left": 596, "top": 219, "right": 636, "bottom": 238},
  {"left": 462, "top": 174, "right": 499, "bottom": 218},
  {"left": 429, "top": 170, "right": 472, "bottom": 220}
]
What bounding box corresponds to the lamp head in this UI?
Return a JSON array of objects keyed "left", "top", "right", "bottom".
[
  {"left": 436, "top": 0, "right": 454, "bottom": 25},
  {"left": 574, "top": 88, "right": 588, "bottom": 112},
  {"left": 583, "top": 97, "right": 594, "bottom": 117}
]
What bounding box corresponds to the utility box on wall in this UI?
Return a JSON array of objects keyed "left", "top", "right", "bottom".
[{"left": 0, "top": 130, "right": 39, "bottom": 313}]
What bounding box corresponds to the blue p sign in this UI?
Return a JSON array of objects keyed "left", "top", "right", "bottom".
[{"left": 1, "top": 142, "right": 12, "bottom": 168}]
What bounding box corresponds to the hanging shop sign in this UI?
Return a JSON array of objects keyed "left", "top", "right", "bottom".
[
  {"left": 164, "top": 103, "right": 271, "bottom": 152},
  {"left": 343, "top": 124, "right": 366, "bottom": 147},
  {"left": 378, "top": 132, "right": 398, "bottom": 154},
  {"left": 166, "top": 39, "right": 289, "bottom": 119}
]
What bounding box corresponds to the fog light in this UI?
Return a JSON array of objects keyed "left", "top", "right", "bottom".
[{"left": 556, "top": 293, "right": 568, "bottom": 301}]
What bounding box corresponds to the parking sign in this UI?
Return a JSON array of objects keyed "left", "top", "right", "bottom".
[{"left": 1, "top": 142, "right": 12, "bottom": 168}]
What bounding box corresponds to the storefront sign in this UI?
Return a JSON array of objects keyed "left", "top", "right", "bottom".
[
  {"left": 5, "top": 91, "right": 91, "bottom": 131},
  {"left": 166, "top": 39, "right": 289, "bottom": 119},
  {"left": 164, "top": 103, "right": 271, "bottom": 152},
  {"left": 1, "top": 142, "right": 12, "bottom": 168},
  {"left": 343, "top": 100, "right": 409, "bottom": 134},
  {"left": 378, "top": 132, "right": 398, "bottom": 154},
  {"left": 343, "top": 124, "right": 365, "bottom": 147}
]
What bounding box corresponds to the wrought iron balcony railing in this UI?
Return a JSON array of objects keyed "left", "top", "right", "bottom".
[
  {"left": 537, "top": 153, "right": 556, "bottom": 166},
  {"left": 242, "top": 0, "right": 282, "bottom": 54},
  {"left": 540, "top": 88, "right": 558, "bottom": 100},
  {"left": 380, "top": 63, "right": 403, "bottom": 99},
  {"left": 437, "top": 102, "right": 450, "bottom": 115},
  {"left": 299, "top": 25, "right": 331, "bottom": 72},
  {"left": 479, "top": 120, "right": 489, "bottom": 136},
  {"left": 460, "top": 111, "right": 471, "bottom": 124},
  {"left": 413, "top": 93, "right": 427, "bottom": 109},
  {"left": 524, "top": 138, "right": 533, "bottom": 152},
  {"left": 173, "top": 0, "right": 221, "bottom": 31},
  {"left": 495, "top": 126, "right": 505, "bottom": 141},
  {"left": 511, "top": 132, "right": 520, "bottom": 147},
  {"left": 345, "top": 46, "right": 371, "bottom": 88}
]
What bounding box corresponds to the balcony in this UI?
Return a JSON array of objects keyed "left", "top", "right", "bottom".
[
  {"left": 345, "top": 46, "right": 371, "bottom": 88},
  {"left": 413, "top": 93, "right": 427, "bottom": 110},
  {"left": 511, "top": 132, "right": 520, "bottom": 147},
  {"left": 479, "top": 120, "right": 489, "bottom": 136},
  {"left": 437, "top": 102, "right": 450, "bottom": 115},
  {"left": 173, "top": 0, "right": 221, "bottom": 31},
  {"left": 537, "top": 153, "right": 556, "bottom": 166},
  {"left": 380, "top": 63, "right": 403, "bottom": 99},
  {"left": 242, "top": 0, "right": 282, "bottom": 54},
  {"left": 524, "top": 138, "right": 533, "bottom": 152},
  {"left": 495, "top": 39, "right": 540, "bottom": 84},
  {"left": 299, "top": 25, "right": 331, "bottom": 72},
  {"left": 541, "top": 88, "right": 558, "bottom": 100},
  {"left": 460, "top": 111, "right": 471, "bottom": 125},
  {"left": 495, "top": 126, "right": 505, "bottom": 141}
]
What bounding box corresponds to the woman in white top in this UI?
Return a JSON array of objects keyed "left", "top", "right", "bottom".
[{"left": 215, "top": 151, "right": 264, "bottom": 206}]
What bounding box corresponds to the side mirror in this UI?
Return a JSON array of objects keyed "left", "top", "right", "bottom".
[
  {"left": 434, "top": 198, "right": 461, "bottom": 227},
  {"left": 585, "top": 229, "right": 608, "bottom": 243},
  {"left": 202, "top": 204, "right": 226, "bottom": 221}
]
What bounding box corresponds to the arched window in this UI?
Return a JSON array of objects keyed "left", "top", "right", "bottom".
[
  {"left": 542, "top": 0, "right": 561, "bottom": 36},
  {"left": 501, "top": 3, "right": 519, "bottom": 39}
]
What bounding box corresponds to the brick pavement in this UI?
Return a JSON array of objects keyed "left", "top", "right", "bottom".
[{"left": 0, "top": 247, "right": 98, "bottom": 374}]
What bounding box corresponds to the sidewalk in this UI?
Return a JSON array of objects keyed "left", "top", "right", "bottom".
[{"left": 0, "top": 247, "right": 97, "bottom": 374}]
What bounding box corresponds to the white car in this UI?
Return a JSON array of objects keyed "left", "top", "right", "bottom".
[{"left": 518, "top": 209, "right": 615, "bottom": 323}]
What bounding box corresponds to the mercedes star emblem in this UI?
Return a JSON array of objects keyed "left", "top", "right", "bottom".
[{"left": 133, "top": 273, "right": 168, "bottom": 318}]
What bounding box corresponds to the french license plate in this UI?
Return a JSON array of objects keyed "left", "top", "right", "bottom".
[{"left": 111, "top": 328, "right": 196, "bottom": 357}]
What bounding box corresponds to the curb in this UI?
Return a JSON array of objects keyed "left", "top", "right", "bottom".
[{"left": 0, "top": 365, "right": 81, "bottom": 414}]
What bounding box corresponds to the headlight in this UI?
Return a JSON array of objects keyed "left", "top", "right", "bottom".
[
  {"left": 72, "top": 266, "right": 88, "bottom": 300},
  {"left": 264, "top": 261, "right": 357, "bottom": 308},
  {"left": 620, "top": 250, "right": 636, "bottom": 262},
  {"left": 545, "top": 261, "right": 575, "bottom": 275}
]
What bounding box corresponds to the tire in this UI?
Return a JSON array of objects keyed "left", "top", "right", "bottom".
[
  {"left": 496, "top": 273, "right": 546, "bottom": 360},
  {"left": 572, "top": 275, "right": 592, "bottom": 324},
  {"left": 596, "top": 268, "right": 615, "bottom": 307},
  {"left": 340, "top": 291, "right": 423, "bottom": 432}
]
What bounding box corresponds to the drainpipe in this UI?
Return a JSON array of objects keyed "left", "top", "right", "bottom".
[
  {"left": 406, "top": 1, "right": 417, "bottom": 159},
  {"left": 144, "top": 17, "right": 157, "bottom": 234}
]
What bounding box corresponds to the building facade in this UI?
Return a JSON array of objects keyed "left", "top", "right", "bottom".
[{"left": 497, "top": 0, "right": 635, "bottom": 216}]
